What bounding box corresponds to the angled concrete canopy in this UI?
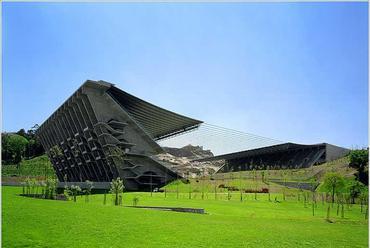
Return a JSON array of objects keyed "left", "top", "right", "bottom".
[
  {"left": 195, "top": 142, "right": 349, "bottom": 172},
  {"left": 36, "top": 80, "right": 202, "bottom": 191}
]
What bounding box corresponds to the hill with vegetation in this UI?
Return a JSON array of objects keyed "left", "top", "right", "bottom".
[
  {"left": 2, "top": 153, "right": 357, "bottom": 186},
  {"left": 2, "top": 155, "right": 54, "bottom": 183}
]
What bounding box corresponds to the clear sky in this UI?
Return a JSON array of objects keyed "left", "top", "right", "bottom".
[{"left": 3, "top": 2, "right": 368, "bottom": 149}]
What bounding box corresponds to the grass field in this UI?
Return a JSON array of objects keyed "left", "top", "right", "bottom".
[{"left": 3, "top": 186, "right": 368, "bottom": 248}]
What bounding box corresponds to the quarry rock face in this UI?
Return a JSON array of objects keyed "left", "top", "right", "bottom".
[
  {"left": 155, "top": 145, "right": 222, "bottom": 178},
  {"left": 163, "top": 145, "right": 214, "bottom": 160}
]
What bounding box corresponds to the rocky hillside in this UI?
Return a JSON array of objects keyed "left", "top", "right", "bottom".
[
  {"left": 162, "top": 145, "right": 214, "bottom": 160},
  {"left": 155, "top": 145, "right": 223, "bottom": 178}
]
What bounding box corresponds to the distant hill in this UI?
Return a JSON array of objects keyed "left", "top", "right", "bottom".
[{"left": 162, "top": 145, "right": 214, "bottom": 160}]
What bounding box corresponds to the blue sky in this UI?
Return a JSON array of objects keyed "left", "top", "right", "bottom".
[{"left": 3, "top": 2, "right": 368, "bottom": 149}]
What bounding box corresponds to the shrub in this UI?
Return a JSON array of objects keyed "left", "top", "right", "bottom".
[
  {"left": 110, "top": 177, "right": 124, "bottom": 206},
  {"left": 70, "top": 185, "right": 82, "bottom": 202},
  {"left": 45, "top": 178, "right": 57, "bottom": 199},
  {"left": 84, "top": 180, "right": 94, "bottom": 202}
]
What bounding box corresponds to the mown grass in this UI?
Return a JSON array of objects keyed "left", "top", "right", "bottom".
[{"left": 3, "top": 186, "right": 368, "bottom": 248}]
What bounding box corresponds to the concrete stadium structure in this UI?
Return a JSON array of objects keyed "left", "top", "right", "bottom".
[
  {"left": 196, "top": 142, "right": 350, "bottom": 173},
  {"left": 36, "top": 80, "right": 202, "bottom": 191}
]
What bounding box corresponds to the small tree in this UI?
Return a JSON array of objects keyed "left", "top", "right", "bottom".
[
  {"left": 346, "top": 179, "right": 364, "bottom": 204},
  {"left": 266, "top": 168, "right": 271, "bottom": 202},
  {"left": 39, "top": 181, "right": 46, "bottom": 197},
  {"left": 261, "top": 171, "right": 265, "bottom": 183},
  {"left": 24, "top": 177, "right": 32, "bottom": 195},
  {"left": 282, "top": 171, "right": 288, "bottom": 201},
  {"left": 187, "top": 172, "right": 192, "bottom": 200},
  {"left": 253, "top": 169, "right": 257, "bottom": 200},
  {"left": 63, "top": 177, "right": 71, "bottom": 200},
  {"left": 45, "top": 178, "right": 57, "bottom": 199},
  {"left": 133, "top": 196, "right": 139, "bottom": 206},
  {"left": 103, "top": 190, "right": 107, "bottom": 205},
  {"left": 322, "top": 173, "right": 345, "bottom": 204},
  {"left": 360, "top": 187, "right": 368, "bottom": 213},
  {"left": 21, "top": 182, "right": 26, "bottom": 194},
  {"left": 110, "top": 177, "right": 124, "bottom": 206},
  {"left": 84, "top": 180, "right": 94, "bottom": 202},
  {"left": 70, "top": 185, "right": 82, "bottom": 202},
  {"left": 239, "top": 168, "right": 243, "bottom": 202}
]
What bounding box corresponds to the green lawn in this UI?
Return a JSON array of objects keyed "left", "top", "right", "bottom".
[{"left": 3, "top": 186, "right": 368, "bottom": 248}]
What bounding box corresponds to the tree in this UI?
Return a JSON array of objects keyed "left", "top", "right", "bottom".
[
  {"left": 45, "top": 178, "right": 57, "bottom": 199},
  {"left": 110, "top": 177, "right": 124, "bottom": 206},
  {"left": 323, "top": 173, "right": 345, "bottom": 204},
  {"left": 346, "top": 179, "right": 365, "bottom": 204},
  {"left": 16, "top": 129, "right": 27, "bottom": 138},
  {"left": 84, "top": 180, "right": 94, "bottom": 202},
  {"left": 2, "top": 134, "right": 29, "bottom": 164},
  {"left": 70, "top": 185, "right": 82, "bottom": 202},
  {"left": 13, "top": 127, "right": 44, "bottom": 159},
  {"left": 349, "top": 149, "right": 369, "bottom": 185}
]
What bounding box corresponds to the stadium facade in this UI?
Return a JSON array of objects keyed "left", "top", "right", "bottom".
[
  {"left": 36, "top": 80, "right": 202, "bottom": 191},
  {"left": 196, "top": 143, "right": 350, "bottom": 173}
]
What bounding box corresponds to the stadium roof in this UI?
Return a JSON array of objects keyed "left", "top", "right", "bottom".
[
  {"left": 194, "top": 142, "right": 329, "bottom": 162},
  {"left": 106, "top": 82, "right": 202, "bottom": 140},
  {"left": 39, "top": 80, "right": 202, "bottom": 141}
]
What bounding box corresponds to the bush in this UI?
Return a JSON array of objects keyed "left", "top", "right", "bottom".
[
  {"left": 45, "top": 178, "right": 57, "bottom": 199},
  {"left": 110, "top": 178, "right": 124, "bottom": 206},
  {"left": 349, "top": 149, "right": 369, "bottom": 185}
]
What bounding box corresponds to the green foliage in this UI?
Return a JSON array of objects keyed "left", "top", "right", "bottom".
[
  {"left": 84, "top": 180, "right": 94, "bottom": 202},
  {"left": 349, "top": 149, "right": 368, "bottom": 168},
  {"left": 2, "top": 155, "right": 55, "bottom": 178},
  {"left": 110, "top": 177, "right": 124, "bottom": 206},
  {"left": 64, "top": 183, "right": 71, "bottom": 199},
  {"left": 322, "top": 173, "right": 345, "bottom": 203},
  {"left": 109, "top": 147, "right": 125, "bottom": 165},
  {"left": 70, "top": 185, "right": 82, "bottom": 202},
  {"left": 345, "top": 179, "right": 365, "bottom": 203},
  {"left": 84, "top": 180, "right": 94, "bottom": 195},
  {"left": 2, "top": 126, "right": 44, "bottom": 164},
  {"left": 45, "top": 178, "right": 57, "bottom": 199},
  {"left": 49, "top": 145, "right": 63, "bottom": 158},
  {"left": 24, "top": 177, "right": 32, "bottom": 195},
  {"left": 16, "top": 126, "right": 45, "bottom": 159},
  {"left": 2, "top": 134, "right": 29, "bottom": 164},
  {"left": 349, "top": 149, "right": 369, "bottom": 185}
]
